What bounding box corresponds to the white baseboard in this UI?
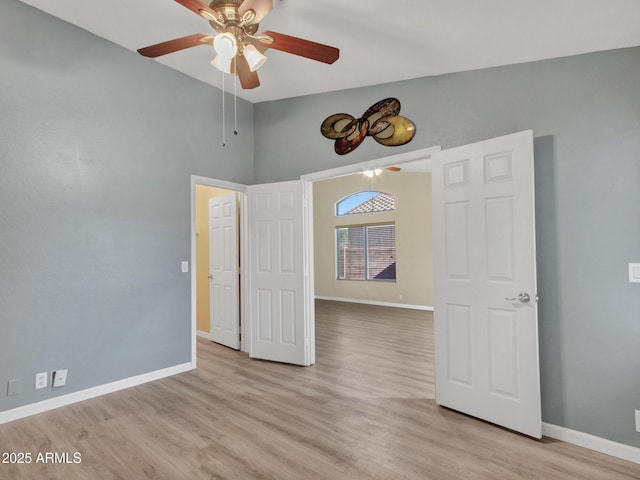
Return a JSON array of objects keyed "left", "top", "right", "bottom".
[
  {"left": 0, "top": 362, "right": 193, "bottom": 425},
  {"left": 197, "top": 330, "right": 212, "bottom": 340},
  {"left": 542, "top": 423, "right": 640, "bottom": 464},
  {"left": 315, "top": 295, "right": 434, "bottom": 311}
]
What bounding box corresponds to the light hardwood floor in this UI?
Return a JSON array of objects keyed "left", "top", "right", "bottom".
[{"left": 1, "top": 300, "right": 638, "bottom": 479}]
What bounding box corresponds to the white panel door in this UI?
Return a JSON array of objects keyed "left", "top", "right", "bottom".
[
  {"left": 247, "top": 180, "right": 312, "bottom": 366},
  {"left": 432, "top": 130, "right": 542, "bottom": 438},
  {"left": 209, "top": 192, "right": 240, "bottom": 350}
]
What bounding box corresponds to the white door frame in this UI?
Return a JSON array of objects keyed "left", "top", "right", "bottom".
[{"left": 300, "top": 146, "right": 442, "bottom": 183}]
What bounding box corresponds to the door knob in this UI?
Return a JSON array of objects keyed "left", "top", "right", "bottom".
[{"left": 505, "top": 292, "right": 530, "bottom": 303}]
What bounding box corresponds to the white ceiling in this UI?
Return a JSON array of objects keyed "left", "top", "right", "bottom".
[{"left": 20, "top": 0, "right": 640, "bottom": 103}]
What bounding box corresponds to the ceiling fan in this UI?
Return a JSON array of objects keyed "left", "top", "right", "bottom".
[
  {"left": 363, "top": 166, "right": 401, "bottom": 177},
  {"left": 137, "top": 0, "right": 340, "bottom": 89}
]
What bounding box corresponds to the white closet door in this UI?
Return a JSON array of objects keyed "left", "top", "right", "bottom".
[{"left": 209, "top": 192, "right": 240, "bottom": 350}]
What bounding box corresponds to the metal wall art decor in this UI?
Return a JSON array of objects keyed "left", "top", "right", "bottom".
[{"left": 320, "top": 98, "right": 416, "bottom": 155}]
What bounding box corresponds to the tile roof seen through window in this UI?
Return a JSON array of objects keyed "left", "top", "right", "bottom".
[{"left": 346, "top": 193, "right": 395, "bottom": 214}]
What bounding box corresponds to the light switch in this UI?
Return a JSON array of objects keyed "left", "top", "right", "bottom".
[
  {"left": 629, "top": 263, "right": 640, "bottom": 283},
  {"left": 7, "top": 379, "right": 21, "bottom": 396},
  {"left": 181, "top": 261, "right": 189, "bottom": 273},
  {"left": 52, "top": 369, "right": 68, "bottom": 388}
]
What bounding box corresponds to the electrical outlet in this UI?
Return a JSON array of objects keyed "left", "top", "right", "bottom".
[
  {"left": 35, "top": 372, "right": 48, "bottom": 389},
  {"left": 181, "top": 261, "right": 189, "bottom": 273},
  {"left": 52, "top": 369, "right": 68, "bottom": 388},
  {"left": 7, "top": 379, "right": 22, "bottom": 396},
  {"left": 635, "top": 410, "right": 640, "bottom": 433}
]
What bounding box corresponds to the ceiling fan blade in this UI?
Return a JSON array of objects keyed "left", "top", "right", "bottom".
[
  {"left": 174, "top": 0, "right": 218, "bottom": 19},
  {"left": 137, "top": 34, "right": 209, "bottom": 58},
  {"left": 259, "top": 31, "right": 339, "bottom": 64},
  {"left": 236, "top": 55, "right": 260, "bottom": 89},
  {"left": 239, "top": 0, "right": 273, "bottom": 23}
]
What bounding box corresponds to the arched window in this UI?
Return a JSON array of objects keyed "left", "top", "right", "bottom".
[{"left": 336, "top": 191, "right": 395, "bottom": 216}]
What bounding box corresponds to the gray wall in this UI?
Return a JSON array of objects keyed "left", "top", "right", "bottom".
[
  {"left": 0, "top": 0, "right": 253, "bottom": 411},
  {"left": 255, "top": 49, "right": 640, "bottom": 447}
]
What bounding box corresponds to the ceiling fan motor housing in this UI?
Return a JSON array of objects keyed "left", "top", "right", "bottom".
[{"left": 208, "top": 1, "right": 259, "bottom": 36}]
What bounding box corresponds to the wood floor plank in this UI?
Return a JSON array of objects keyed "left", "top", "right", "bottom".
[{"left": 0, "top": 300, "right": 638, "bottom": 479}]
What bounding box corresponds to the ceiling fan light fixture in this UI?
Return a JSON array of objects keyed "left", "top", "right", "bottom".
[
  {"left": 213, "top": 32, "right": 238, "bottom": 59},
  {"left": 210, "top": 53, "right": 233, "bottom": 74},
  {"left": 363, "top": 168, "right": 383, "bottom": 178},
  {"left": 243, "top": 44, "right": 267, "bottom": 72}
]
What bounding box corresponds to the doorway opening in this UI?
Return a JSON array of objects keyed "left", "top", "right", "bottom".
[
  {"left": 310, "top": 161, "right": 435, "bottom": 312},
  {"left": 196, "top": 185, "right": 242, "bottom": 349},
  {"left": 303, "top": 149, "right": 439, "bottom": 392},
  {"left": 308, "top": 155, "right": 437, "bottom": 399},
  {"left": 190, "top": 175, "right": 248, "bottom": 367},
  {"left": 189, "top": 148, "right": 439, "bottom": 366}
]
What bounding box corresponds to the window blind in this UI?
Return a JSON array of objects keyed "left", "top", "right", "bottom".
[{"left": 337, "top": 224, "right": 396, "bottom": 281}]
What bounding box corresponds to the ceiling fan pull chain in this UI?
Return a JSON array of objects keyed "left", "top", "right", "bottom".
[
  {"left": 234, "top": 57, "right": 238, "bottom": 136},
  {"left": 221, "top": 69, "right": 226, "bottom": 147}
]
